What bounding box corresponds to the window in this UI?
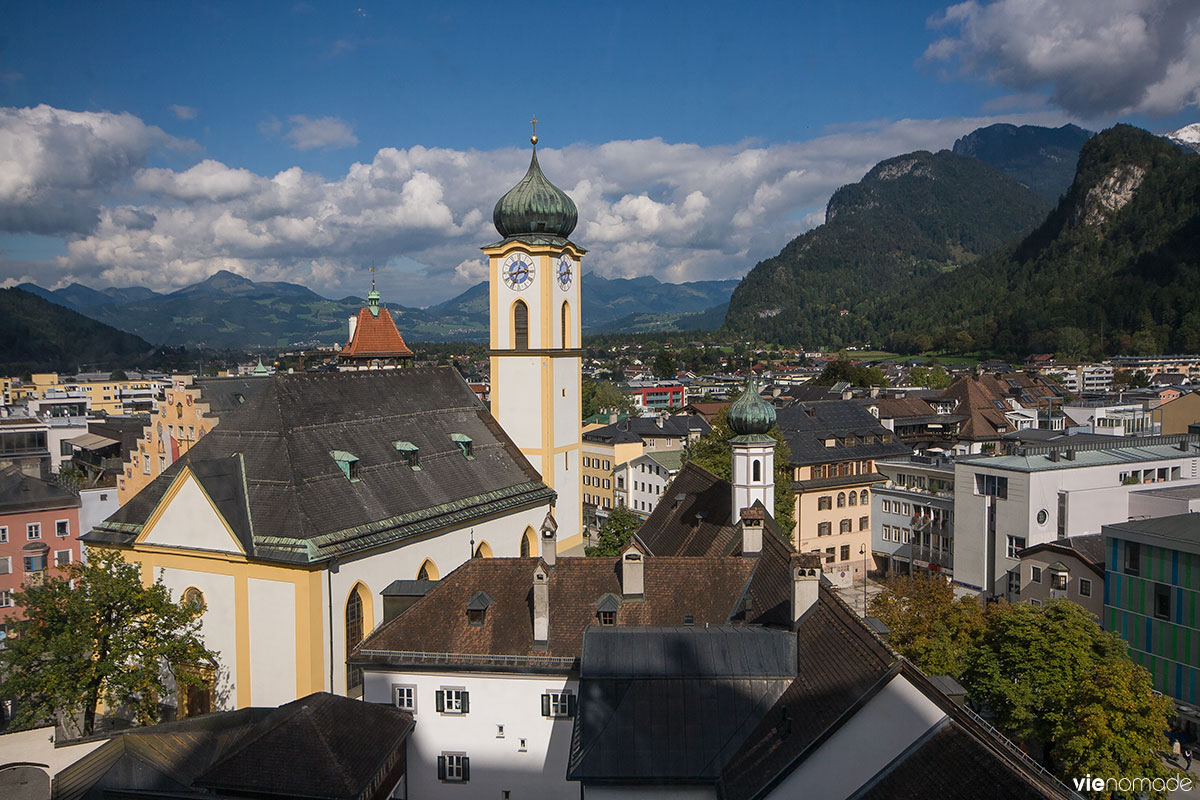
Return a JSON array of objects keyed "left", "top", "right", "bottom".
[
  {"left": 837, "top": 492, "right": 846, "bottom": 508},
  {"left": 860, "top": 490, "right": 868, "bottom": 504},
  {"left": 901, "top": 503, "right": 910, "bottom": 515},
  {"left": 392, "top": 684, "right": 416, "bottom": 712},
  {"left": 1124, "top": 542, "right": 1140, "bottom": 576},
  {"left": 1051, "top": 571, "right": 1068, "bottom": 591},
  {"left": 859, "top": 516, "right": 869, "bottom": 531},
  {"left": 514, "top": 299, "right": 529, "bottom": 349},
  {"left": 542, "top": 690, "right": 577, "bottom": 718},
  {"left": 0, "top": 526, "right": 7, "bottom": 543},
  {"left": 818, "top": 496, "right": 832, "bottom": 510},
  {"left": 584, "top": 456, "right": 591, "bottom": 468},
  {"left": 437, "top": 753, "right": 469, "bottom": 783},
  {"left": 1030, "top": 566, "right": 1041, "bottom": 584},
  {"left": 24, "top": 554, "right": 46, "bottom": 572},
  {"left": 143, "top": 455, "right": 151, "bottom": 474},
  {"left": 346, "top": 590, "right": 364, "bottom": 692},
  {"left": 902, "top": 528, "right": 911, "bottom": 544},
  {"left": 817, "top": 521, "right": 832, "bottom": 537},
  {"left": 60, "top": 440, "right": 74, "bottom": 457},
  {"left": 56, "top": 520, "right": 69, "bottom": 537},
  {"left": 55, "top": 550, "right": 71, "bottom": 567},
  {"left": 0, "top": 556, "right": 9, "bottom": 574},
  {"left": 976, "top": 474, "right": 1008, "bottom": 499},
  {"left": 0, "top": 590, "right": 11, "bottom": 608},
  {"left": 158, "top": 455, "right": 167, "bottom": 473},
  {"left": 824, "top": 546, "right": 835, "bottom": 564},
  {"left": 840, "top": 544, "right": 850, "bottom": 561},
  {"left": 848, "top": 491, "right": 857, "bottom": 506},
  {"left": 1007, "top": 570, "right": 1021, "bottom": 596},
  {"left": 583, "top": 475, "right": 591, "bottom": 487},
  {"left": 1079, "top": 578, "right": 1092, "bottom": 597},
  {"left": 436, "top": 688, "right": 469, "bottom": 714},
  {"left": 27, "top": 523, "right": 41, "bottom": 540},
  {"left": 598, "top": 609, "right": 616, "bottom": 626},
  {"left": 839, "top": 518, "right": 851, "bottom": 533},
  {"left": 1006, "top": 535, "right": 1026, "bottom": 559},
  {"left": 1155, "top": 583, "right": 1172, "bottom": 621},
  {"left": 603, "top": 460, "right": 610, "bottom": 470}
]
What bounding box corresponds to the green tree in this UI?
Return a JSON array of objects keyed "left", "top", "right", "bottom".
[
  {"left": 586, "top": 506, "right": 643, "bottom": 557},
  {"left": 814, "top": 359, "right": 888, "bottom": 388},
  {"left": 963, "top": 600, "right": 1173, "bottom": 791},
  {"left": 907, "top": 365, "right": 951, "bottom": 389},
  {"left": 653, "top": 349, "right": 677, "bottom": 380},
  {"left": 0, "top": 549, "right": 218, "bottom": 737},
  {"left": 867, "top": 573, "right": 983, "bottom": 678},
  {"left": 1055, "top": 327, "right": 1089, "bottom": 362},
  {"left": 108, "top": 369, "right": 128, "bottom": 381},
  {"left": 683, "top": 406, "right": 795, "bottom": 536}
]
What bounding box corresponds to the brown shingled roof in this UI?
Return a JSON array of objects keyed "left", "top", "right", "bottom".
[
  {"left": 356, "top": 554, "right": 758, "bottom": 661},
  {"left": 342, "top": 306, "right": 413, "bottom": 358}
]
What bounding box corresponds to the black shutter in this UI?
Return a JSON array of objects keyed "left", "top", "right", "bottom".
[
  {"left": 437, "top": 755, "right": 446, "bottom": 781},
  {"left": 462, "top": 756, "right": 470, "bottom": 782},
  {"left": 435, "top": 690, "right": 444, "bottom": 713},
  {"left": 461, "top": 690, "right": 469, "bottom": 713},
  {"left": 567, "top": 693, "right": 578, "bottom": 717},
  {"left": 541, "top": 693, "right": 551, "bottom": 716}
]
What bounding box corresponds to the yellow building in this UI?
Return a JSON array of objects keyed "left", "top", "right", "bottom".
[
  {"left": 12, "top": 372, "right": 164, "bottom": 416},
  {"left": 117, "top": 375, "right": 269, "bottom": 503},
  {"left": 1152, "top": 392, "right": 1200, "bottom": 435},
  {"left": 581, "top": 425, "right": 643, "bottom": 519}
]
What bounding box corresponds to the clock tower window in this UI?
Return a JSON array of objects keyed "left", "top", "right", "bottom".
[
  {"left": 513, "top": 300, "right": 529, "bottom": 350},
  {"left": 561, "top": 301, "right": 570, "bottom": 349}
]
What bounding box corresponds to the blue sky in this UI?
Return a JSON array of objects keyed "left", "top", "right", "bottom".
[{"left": 2, "top": 0, "right": 1198, "bottom": 306}]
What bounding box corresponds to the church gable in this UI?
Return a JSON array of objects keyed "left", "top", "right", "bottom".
[{"left": 138, "top": 468, "right": 247, "bottom": 555}]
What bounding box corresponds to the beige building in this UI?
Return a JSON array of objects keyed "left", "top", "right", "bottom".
[
  {"left": 13, "top": 372, "right": 164, "bottom": 416},
  {"left": 1152, "top": 392, "right": 1200, "bottom": 435},
  {"left": 1017, "top": 534, "right": 1104, "bottom": 619},
  {"left": 117, "top": 376, "right": 267, "bottom": 503}
]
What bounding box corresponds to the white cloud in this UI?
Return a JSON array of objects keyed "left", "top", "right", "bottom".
[
  {"left": 926, "top": 0, "right": 1200, "bottom": 116},
  {"left": 169, "top": 104, "right": 197, "bottom": 120},
  {"left": 1, "top": 103, "right": 1075, "bottom": 306},
  {"left": 283, "top": 115, "right": 358, "bottom": 151}
]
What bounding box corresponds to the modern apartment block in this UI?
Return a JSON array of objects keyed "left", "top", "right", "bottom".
[
  {"left": 1103, "top": 514, "right": 1200, "bottom": 733},
  {"left": 954, "top": 434, "right": 1200, "bottom": 599},
  {"left": 872, "top": 454, "right": 955, "bottom": 579}
]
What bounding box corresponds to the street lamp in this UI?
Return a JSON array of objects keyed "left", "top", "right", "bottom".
[{"left": 859, "top": 543, "right": 868, "bottom": 616}]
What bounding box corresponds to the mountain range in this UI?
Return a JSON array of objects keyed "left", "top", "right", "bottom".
[
  {"left": 20, "top": 271, "right": 739, "bottom": 349},
  {"left": 0, "top": 288, "right": 155, "bottom": 373}
]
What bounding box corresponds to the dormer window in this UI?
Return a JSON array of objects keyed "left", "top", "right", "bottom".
[
  {"left": 597, "top": 593, "right": 620, "bottom": 626},
  {"left": 466, "top": 591, "right": 492, "bottom": 626},
  {"left": 450, "top": 433, "right": 474, "bottom": 459},
  {"left": 330, "top": 450, "right": 360, "bottom": 482},
  {"left": 394, "top": 441, "right": 420, "bottom": 470}
]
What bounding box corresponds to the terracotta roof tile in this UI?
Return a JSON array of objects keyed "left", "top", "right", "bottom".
[{"left": 342, "top": 307, "right": 413, "bottom": 358}]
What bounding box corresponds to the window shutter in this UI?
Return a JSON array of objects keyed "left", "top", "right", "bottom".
[
  {"left": 435, "top": 690, "right": 445, "bottom": 713},
  {"left": 462, "top": 756, "right": 470, "bottom": 782},
  {"left": 567, "top": 694, "right": 578, "bottom": 717},
  {"left": 541, "top": 693, "right": 551, "bottom": 716},
  {"left": 437, "top": 755, "right": 446, "bottom": 781},
  {"left": 461, "top": 691, "right": 469, "bottom": 713}
]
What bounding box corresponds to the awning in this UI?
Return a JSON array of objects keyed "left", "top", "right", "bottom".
[{"left": 64, "top": 433, "right": 120, "bottom": 450}]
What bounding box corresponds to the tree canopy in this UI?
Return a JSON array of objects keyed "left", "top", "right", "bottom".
[
  {"left": 0, "top": 549, "right": 218, "bottom": 736},
  {"left": 586, "top": 506, "right": 643, "bottom": 557}
]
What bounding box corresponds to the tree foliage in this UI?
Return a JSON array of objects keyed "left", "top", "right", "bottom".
[
  {"left": 868, "top": 573, "right": 983, "bottom": 678},
  {"left": 813, "top": 359, "right": 888, "bottom": 388},
  {"left": 683, "top": 405, "right": 795, "bottom": 536},
  {"left": 907, "top": 365, "right": 951, "bottom": 389},
  {"left": 0, "top": 549, "right": 218, "bottom": 736},
  {"left": 586, "top": 506, "right": 643, "bottom": 557},
  {"left": 582, "top": 378, "right": 635, "bottom": 420}
]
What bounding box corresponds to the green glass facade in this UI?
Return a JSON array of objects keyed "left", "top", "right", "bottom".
[{"left": 1105, "top": 535, "right": 1200, "bottom": 704}]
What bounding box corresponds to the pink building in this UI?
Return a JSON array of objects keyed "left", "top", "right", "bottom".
[{"left": 0, "top": 465, "right": 82, "bottom": 628}]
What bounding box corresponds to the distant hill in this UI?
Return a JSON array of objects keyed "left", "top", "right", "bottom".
[
  {"left": 21, "top": 270, "right": 738, "bottom": 347},
  {"left": 879, "top": 124, "right": 1200, "bottom": 357},
  {"left": 0, "top": 288, "right": 155, "bottom": 372},
  {"left": 951, "top": 123, "right": 1092, "bottom": 204},
  {"left": 722, "top": 148, "right": 1051, "bottom": 347},
  {"left": 1163, "top": 122, "right": 1200, "bottom": 154}
]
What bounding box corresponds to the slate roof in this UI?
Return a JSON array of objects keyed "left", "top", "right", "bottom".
[
  {"left": 1104, "top": 512, "right": 1200, "bottom": 547},
  {"left": 568, "top": 627, "right": 797, "bottom": 782},
  {"left": 584, "top": 414, "right": 711, "bottom": 445},
  {"left": 1018, "top": 533, "right": 1105, "bottom": 576},
  {"left": 85, "top": 368, "right": 553, "bottom": 564},
  {"left": 354, "top": 553, "right": 759, "bottom": 662},
  {"left": 53, "top": 692, "right": 413, "bottom": 800},
  {"left": 193, "top": 375, "right": 269, "bottom": 414},
  {"left": 341, "top": 306, "right": 414, "bottom": 358},
  {"left": 775, "top": 401, "right": 911, "bottom": 467},
  {"left": 0, "top": 464, "right": 80, "bottom": 514},
  {"left": 636, "top": 461, "right": 738, "bottom": 557},
  {"left": 938, "top": 375, "right": 1012, "bottom": 441}
]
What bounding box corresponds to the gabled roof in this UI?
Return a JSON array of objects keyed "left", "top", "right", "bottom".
[
  {"left": 341, "top": 306, "right": 414, "bottom": 358},
  {"left": 85, "top": 368, "right": 553, "bottom": 564},
  {"left": 1018, "top": 533, "right": 1105, "bottom": 576},
  {"left": 584, "top": 414, "right": 712, "bottom": 444},
  {"left": 0, "top": 464, "right": 80, "bottom": 514},
  {"left": 637, "top": 461, "right": 737, "bottom": 557},
  {"left": 775, "top": 401, "right": 911, "bottom": 466}
]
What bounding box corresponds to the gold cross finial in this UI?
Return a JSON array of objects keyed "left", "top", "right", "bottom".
[{"left": 530, "top": 116, "right": 538, "bottom": 147}]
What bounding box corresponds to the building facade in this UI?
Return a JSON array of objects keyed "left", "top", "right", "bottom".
[
  {"left": 872, "top": 454, "right": 955, "bottom": 579},
  {"left": 0, "top": 466, "right": 81, "bottom": 626}
]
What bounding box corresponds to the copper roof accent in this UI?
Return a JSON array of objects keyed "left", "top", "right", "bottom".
[{"left": 341, "top": 305, "right": 413, "bottom": 358}]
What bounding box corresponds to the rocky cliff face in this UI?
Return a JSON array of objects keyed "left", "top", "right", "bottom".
[{"left": 1074, "top": 164, "right": 1146, "bottom": 229}]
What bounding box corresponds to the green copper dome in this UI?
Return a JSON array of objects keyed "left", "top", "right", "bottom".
[
  {"left": 493, "top": 146, "right": 578, "bottom": 239},
  {"left": 728, "top": 379, "right": 776, "bottom": 436}
]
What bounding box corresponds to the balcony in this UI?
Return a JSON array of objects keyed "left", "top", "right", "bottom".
[{"left": 911, "top": 545, "right": 952, "bottom": 569}]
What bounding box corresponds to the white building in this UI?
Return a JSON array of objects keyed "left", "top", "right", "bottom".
[
  {"left": 621, "top": 450, "right": 684, "bottom": 518},
  {"left": 953, "top": 434, "right": 1200, "bottom": 598}
]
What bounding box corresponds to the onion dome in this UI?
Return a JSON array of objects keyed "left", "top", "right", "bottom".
[
  {"left": 728, "top": 379, "right": 776, "bottom": 436},
  {"left": 493, "top": 141, "right": 578, "bottom": 239}
]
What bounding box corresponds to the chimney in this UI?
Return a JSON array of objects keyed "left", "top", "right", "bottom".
[
  {"left": 347, "top": 315, "right": 358, "bottom": 343},
  {"left": 741, "top": 506, "right": 765, "bottom": 556},
  {"left": 655, "top": 415, "right": 665, "bottom": 429},
  {"left": 1049, "top": 449, "right": 1059, "bottom": 462},
  {"left": 620, "top": 542, "right": 645, "bottom": 598},
  {"left": 532, "top": 563, "right": 549, "bottom": 646},
  {"left": 1180, "top": 438, "right": 1190, "bottom": 452},
  {"left": 540, "top": 512, "right": 558, "bottom": 567},
  {"left": 1065, "top": 448, "right": 1075, "bottom": 461},
  {"left": 790, "top": 553, "right": 821, "bottom": 626}
]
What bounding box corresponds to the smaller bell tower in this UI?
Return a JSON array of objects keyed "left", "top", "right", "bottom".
[{"left": 728, "top": 379, "right": 776, "bottom": 524}]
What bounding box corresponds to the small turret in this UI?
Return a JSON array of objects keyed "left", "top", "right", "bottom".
[{"left": 728, "top": 379, "right": 776, "bottom": 436}]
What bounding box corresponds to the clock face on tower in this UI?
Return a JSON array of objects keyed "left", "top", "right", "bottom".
[
  {"left": 556, "top": 255, "right": 574, "bottom": 290},
  {"left": 502, "top": 253, "right": 535, "bottom": 291}
]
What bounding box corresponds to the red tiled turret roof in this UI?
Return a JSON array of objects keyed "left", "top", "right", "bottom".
[{"left": 342, "top": 306, "right": 413, "bottom": 358}]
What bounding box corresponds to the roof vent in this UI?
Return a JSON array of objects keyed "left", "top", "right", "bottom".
[
  {"left": 393, "top": 441, "right": 420, "bottom": 470},
  {"left": 450, "top": 433, "right": 474, "bottom": 459},
  {"left": 329, "top": 450, "right": 360, "bottom": 482}
]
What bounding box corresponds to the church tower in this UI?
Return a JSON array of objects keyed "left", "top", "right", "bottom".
[
  {"left": 729, "top": 379, "right": 776, "bottom": 524},
  {"left": 485, "top": 125, "right": 585, "bottom": 550}
]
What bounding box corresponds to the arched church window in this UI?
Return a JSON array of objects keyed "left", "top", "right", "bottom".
[
  {"left": 752, "top": 459, "right": 761, "bottom": 482},
  {"left": 345, "top": 589, "right": 364, "bottom": 691},
  {"left": 562, "top": 301, "right": 570, "bottom": 349},
  {"left": 513, "top": 300, "right": 529, "bottom": 349}
]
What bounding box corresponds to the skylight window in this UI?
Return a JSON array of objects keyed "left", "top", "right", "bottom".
[{"left": 394, "top": 441, "right": 420, "bottom": 470}]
